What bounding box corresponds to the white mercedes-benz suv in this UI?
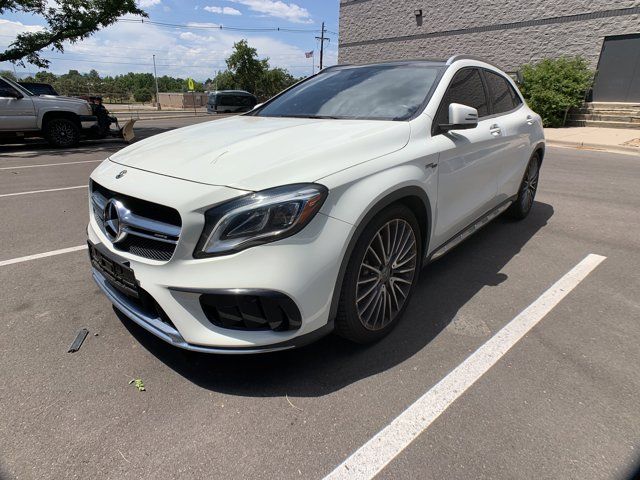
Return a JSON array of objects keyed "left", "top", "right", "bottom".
[{"left": 88, "top": 55, "right": 544, "bottom": 353}]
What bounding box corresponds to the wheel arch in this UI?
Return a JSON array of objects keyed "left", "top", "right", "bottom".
[
  {"left": 40, "top": 110, "right": 80, "bottom": 130},
  {"left": 327, "top": 186, "right": 432, "bottom": 322},
  {"left": 533, "top": 141, "right": 545, "bottom": 165}
]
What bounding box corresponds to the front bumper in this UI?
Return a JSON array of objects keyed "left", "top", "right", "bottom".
[
  {"left": 92, "top": 267, "right": 332, "bottom": 353},
  {"left": 88, "top": 163, "right": 353, "bottom": 353},
  {"left": 79, "top": 115, "right": 98, "bottom": 130}
]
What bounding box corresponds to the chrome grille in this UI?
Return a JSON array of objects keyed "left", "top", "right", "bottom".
[{"left": 90, "top": 180, "right": 181, "bottom": 261}]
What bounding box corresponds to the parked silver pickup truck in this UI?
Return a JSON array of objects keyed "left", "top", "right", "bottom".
[{"left": 0, "top": 76, "right": 98, "bottom": 148}]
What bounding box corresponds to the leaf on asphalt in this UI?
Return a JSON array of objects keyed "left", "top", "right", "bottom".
[{"left": 129, "top": 379, "right": 145, "bottom": 392}]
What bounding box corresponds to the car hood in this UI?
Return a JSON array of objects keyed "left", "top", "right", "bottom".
[
  {"left": 108, "top": 115, "right": 411, "bottom": 191},
  {"left": 34, "top": 95, "right": 88, "bottom": 105}
]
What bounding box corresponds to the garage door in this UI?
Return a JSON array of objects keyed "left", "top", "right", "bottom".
[{"left": 592, "top": 34, "right": 640, "bottom": 102}]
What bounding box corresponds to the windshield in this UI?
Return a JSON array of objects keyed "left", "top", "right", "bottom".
[{"left": 255, "top": 64, "right": 442, "bottom": 121}]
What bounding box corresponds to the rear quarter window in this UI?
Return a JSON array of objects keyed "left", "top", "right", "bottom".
[{"left": 484, "top": 70, "right": 522, "bottom": 114}]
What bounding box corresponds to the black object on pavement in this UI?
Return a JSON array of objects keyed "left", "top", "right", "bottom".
[{"left": 68, "top": 328, "right": 89, "bottom": 353}]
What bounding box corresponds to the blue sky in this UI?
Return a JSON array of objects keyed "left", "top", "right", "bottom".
[{"left": 0, "top": 0, "right": 340, "bottom": 80}]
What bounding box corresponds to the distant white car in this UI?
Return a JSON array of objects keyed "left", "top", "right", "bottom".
[
  {"left": 88, "top": 55, "right": 544, "bottom": 353},
  {"left": 0, "top": 76, "right": 98, "bottom": 147}
]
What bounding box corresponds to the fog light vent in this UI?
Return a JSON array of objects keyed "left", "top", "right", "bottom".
[{"left": 199, "top": 291, "right": 302, "bottom": 331}]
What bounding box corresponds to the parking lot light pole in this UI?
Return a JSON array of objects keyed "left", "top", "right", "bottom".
[{"left": 153, "top": 54, "right": 161, "bottom": 111}]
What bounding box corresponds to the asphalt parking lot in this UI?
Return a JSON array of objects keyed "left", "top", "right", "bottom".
[{"left": 1, "top": 117, "right": 639, "bottom": 480}]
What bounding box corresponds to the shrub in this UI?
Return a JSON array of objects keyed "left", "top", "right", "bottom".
[
  {"left": 518, "top": 57, "right": 594, "bottom": 128},
  {"left": 133, "top": 87, "right": 153, "bottom": 104}
]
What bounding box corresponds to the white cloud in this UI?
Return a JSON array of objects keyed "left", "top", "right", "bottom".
[
  {"left": 0, "top": 18, "right": 45, "bottom": 38},
  {"left": 137, "top": 0, "right": 161, "bottom": 8},
  {"left": 0, "top": 13, "right": 328, "bottom": 80},
  {"left": 230, "top": 0, "right": 312, "bottom": 24},
  {"left": 204, "top": 6, "right": 242, "bottom": 15}
]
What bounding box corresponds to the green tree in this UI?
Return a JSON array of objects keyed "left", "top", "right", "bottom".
[
  {"left": 209, "top": 70, "right": 237, "bottom": 91},
  {"left": 34, "top": 70, "right": 57, "bottom": 85},
  {"left": 0, "top": 0, "right": 146, "bottom": 68},
  {"left": 225, "top": 39, "right": 267, "bottom": 93},
  {"left": 210, "top": 40, "right": 299, "bottom": 99},
  {"left": 257, "top": 67, "right": 297, "bottom": 98},
  {"left": 133, "top": 87, "right": 153, "bottom": 103},
  {"left": 519, "top": 57, "right": 594, "bottom": 128},
  {"left": 0, "top": 70, "right": 18, "bottom": 81}
]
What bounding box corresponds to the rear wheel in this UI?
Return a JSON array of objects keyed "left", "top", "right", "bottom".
[
  {"left": 507, "top": 153, "right": 540, "bottom": 220},
  {"left": 44, "top": 117, "right": 80, "bottom": 148},
  {"left": 335, "top": 204, "right": 422, "bottom": 343}
]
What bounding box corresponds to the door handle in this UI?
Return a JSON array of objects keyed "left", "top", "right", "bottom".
[
  {"left": 526, "top": 115, "right": 534, "bottom": 125},
  {"left": 489, "top": 124, "right": 501, "bottom": 136}
]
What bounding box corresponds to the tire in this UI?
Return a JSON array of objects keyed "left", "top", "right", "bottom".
[
  {"left": 507, "top": 152, "right": 541, "bottom": 220},
  {"left": 44, "top": 117, "right": 80, "bottom": 148},
  {"left": 335, "top": 203, "right": 422, "bottom": 344}
]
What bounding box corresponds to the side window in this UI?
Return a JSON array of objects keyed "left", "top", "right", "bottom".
[
  {"left": 484, "top": 70, "right": 522, "bottom": 114},
  {"left": 435, "top": 68, "right": 488, "bottom": 127},
  {"left": 0, "top": 79, "right": 16, "bottom": 97}
]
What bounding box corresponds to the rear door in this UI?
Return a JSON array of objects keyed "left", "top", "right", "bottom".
[
  {"left": 0, "top": 79, "right": 37, "bottom": 131},
  {"left": 430, "top": 67, "right": 501, "bottom": 247},
  {"left": 482, "top": 69, "right": 531, "bottom": 201}
]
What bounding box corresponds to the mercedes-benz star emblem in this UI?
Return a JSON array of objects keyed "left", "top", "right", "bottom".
[
  {"left": 103, "top": 199, "right": 128, "bottom": 243},
  {"left": 115, "top": 169, "right": 127, "bottom": 179}
]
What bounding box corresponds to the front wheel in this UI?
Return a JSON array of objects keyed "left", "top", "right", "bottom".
[
  {"left": 335, "top": 204, "right": 422, "bottom": 344},
  {"left": 507, "top": 153, "right": 540, "bottom": 220},
  {"left": 44, "top": 118, "right": 80, "bottom": 148}
]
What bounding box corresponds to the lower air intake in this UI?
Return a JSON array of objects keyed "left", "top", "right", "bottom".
[{"left": 199, "top": 291, "right": 302, "bottom": 332}]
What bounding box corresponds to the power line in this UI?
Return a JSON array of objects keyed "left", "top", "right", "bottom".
[
  {"left": 40, "top": 56, "right": 224, "bottom": 68},
  {"left": 116, "top": 18, "right": 329, "bottom": 35},
  {"left": 36, "top": 50, "right": 315, "bottom": 60},
  {"left": 39, "top": 56, "right": 315, "bottom": 70}
]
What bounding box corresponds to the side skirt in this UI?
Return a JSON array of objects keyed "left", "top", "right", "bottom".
[{"left": 426, "top": 197, "right": 516, "bottom": 263}]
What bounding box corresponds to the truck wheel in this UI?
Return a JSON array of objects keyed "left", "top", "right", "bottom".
[{"left": 44, "top": 118, "right": 80, "bottom": 148}]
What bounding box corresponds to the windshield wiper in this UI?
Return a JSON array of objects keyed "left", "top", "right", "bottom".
[{"left": 268, "top": 114, "right": 343, "bottom": 120}]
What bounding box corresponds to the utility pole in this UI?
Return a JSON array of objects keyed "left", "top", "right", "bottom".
[
  {"left": 152, "top": 54, "right": 161, "bottom": 111},
  {"left": 315, "top": 22, "right": 329, "bottom": 70}
]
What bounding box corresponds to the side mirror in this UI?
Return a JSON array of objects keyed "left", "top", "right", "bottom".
[
  {"left": 0, "top": 88, "right": 23, "bottom": 99},
  {"left": 439, "top": 103, "right": 478, "bottom": 132}
]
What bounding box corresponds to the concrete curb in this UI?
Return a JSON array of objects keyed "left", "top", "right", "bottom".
[{"left": 546, "top": 139, "right": 640, "bottom": 156}]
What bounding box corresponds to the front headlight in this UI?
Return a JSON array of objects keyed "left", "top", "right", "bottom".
[{"left": 194, "top": 183, "right": 328, "bottom": 257}]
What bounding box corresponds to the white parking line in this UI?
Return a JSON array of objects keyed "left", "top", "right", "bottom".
[
  {"left": 0, "top": 245, "right": 88, "bottom": 267},
  {"left": 0, "top": 185, "right": 87, "bottom": 198},
  {"left": 0, "top": 160, "right": 101, "bottom": 170},
  {"left": 324, "top": 253, "right": 606, "bottom": 480}
]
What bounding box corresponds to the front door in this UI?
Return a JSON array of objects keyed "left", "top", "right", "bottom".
[
  {"left": 593, "top": 34, "right": 640, "bottom": 103},
  {"left": 0, "top": 79, "right": 37, "bottom": 131},
  {"left": 430, "top": 68, "right": 501, "bottom": 248}
]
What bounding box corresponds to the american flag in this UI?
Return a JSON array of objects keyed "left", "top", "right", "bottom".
[{"left": 305, "top": 50, "right": 314, "bottom": 58}]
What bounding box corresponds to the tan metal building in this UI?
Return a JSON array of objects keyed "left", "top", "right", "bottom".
[{"left": 157, "top": 92, "right": 208, "bottom": 109}]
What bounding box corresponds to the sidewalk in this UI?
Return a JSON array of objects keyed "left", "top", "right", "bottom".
[{"left": 545, "top": 127, "right": 640, "bottom": 156}]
